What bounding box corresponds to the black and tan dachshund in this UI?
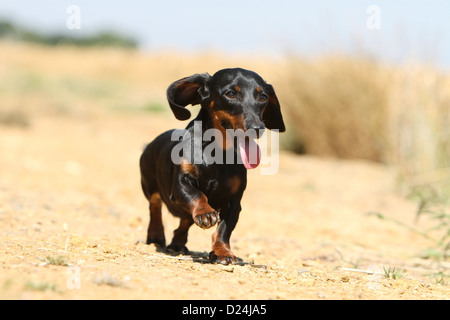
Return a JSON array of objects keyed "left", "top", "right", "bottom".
[{"left": 139, "top": 68, "right": 285, "bottom": 264}]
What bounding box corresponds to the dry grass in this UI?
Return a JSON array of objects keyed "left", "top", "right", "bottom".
[
  {"left": 278, "top": 56, "right": 450, "bottom": 187},
  {"left": 278, "top": 56, "right": 389, "bottom": 161},
  {"left": 0, "top": 42, "right": 277, "bottom": 117},
  {"left": 387, "top": 66, "right": 450, "bottom": 181},
  {"left": 1, "top": 41, "right": 449, "bottom": 185}
]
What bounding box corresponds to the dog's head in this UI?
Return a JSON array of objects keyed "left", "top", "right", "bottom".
[
  {"left": 167, "top": 68, "right": 285, "bottom": 169},
  {"left": 167, "top": 68, "right": 285, "bottom": 133}
]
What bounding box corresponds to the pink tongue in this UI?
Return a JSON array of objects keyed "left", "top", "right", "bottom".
[{"left": 238, "top": 138, "right": 261, "bottom": 169}]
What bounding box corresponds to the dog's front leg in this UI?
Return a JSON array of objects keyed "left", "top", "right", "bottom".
[
  {"left": 171, "top": 167, "right": 219, "bottom": 229},
  {"left": 209, "top": 195, "right": 242, "bottom": 265}
]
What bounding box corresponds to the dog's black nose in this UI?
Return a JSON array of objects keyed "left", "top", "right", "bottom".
[{"left": 247, "top": 125, "right": 265, "bottom": 138}]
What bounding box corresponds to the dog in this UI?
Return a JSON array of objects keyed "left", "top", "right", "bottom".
[{"left": 139, "top": 68, "right": 285, "bottom": 264}]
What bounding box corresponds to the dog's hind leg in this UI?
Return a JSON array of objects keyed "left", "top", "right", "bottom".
[
  {"left": 140, "top": 148, "right": 166, "bottom": 248},
  {"left": 144, "top": 188, "right": 166, "bottom": 248}
]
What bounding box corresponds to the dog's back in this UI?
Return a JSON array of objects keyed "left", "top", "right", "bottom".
[{"left": 140, "top": 129, "right": 176, "bottom": 198}]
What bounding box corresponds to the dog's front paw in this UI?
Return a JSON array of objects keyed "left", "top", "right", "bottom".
[
  {"left": 209, "top": 250, "right": 237, "bottom": 265},
  {"left": 193, "top": 211, "right": 219, "bottom": 229}
]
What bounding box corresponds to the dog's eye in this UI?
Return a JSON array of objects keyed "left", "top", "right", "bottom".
[
  {"left": 224, "top": 90, "right": 236, "bottom": 99},
  {"left": 259, "top": 93, "right": 268, "bottom": 102}
]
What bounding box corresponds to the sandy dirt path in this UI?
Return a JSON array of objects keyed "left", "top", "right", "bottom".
[{"left": 0, "top": 113, "right": 448, "bottom": 300}]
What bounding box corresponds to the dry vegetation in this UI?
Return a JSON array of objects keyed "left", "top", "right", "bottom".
[
  {"left": 0, "top": 42, "right": 449, "bottom": 299},
  {"left": 280, "top": 56, "right": 450, "bottom": 182},
  {"left": 2, "top": 42, "right": 448, "bottom": 182}
]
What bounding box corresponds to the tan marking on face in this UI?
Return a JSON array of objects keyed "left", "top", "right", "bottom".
[
  {"left": 256, "top": 86, "right": 262, "bottom": 93},
  {"left": 212, "top": 111, "right": 245, "bottom": 130},
  {"left": 211, "top": 110, "right": 245, "bottom": 149},
  {"left": 234, "top": 85, "right": 241, "bottom": 92}
]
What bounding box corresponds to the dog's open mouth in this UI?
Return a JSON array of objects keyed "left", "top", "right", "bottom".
[{"left": 238, "top": 136, "right": 261, "bottom": 169}]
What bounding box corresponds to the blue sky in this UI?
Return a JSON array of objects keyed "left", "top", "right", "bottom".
[{"left": 1, "top": 0, "right": 449, "bottom": 69}]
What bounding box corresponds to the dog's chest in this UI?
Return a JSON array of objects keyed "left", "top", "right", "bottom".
[{"left": 200, "top": 165, "right": 246, "bottom": 207}]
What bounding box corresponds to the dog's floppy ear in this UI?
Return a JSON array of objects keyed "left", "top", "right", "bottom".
[
  {"left": 263, "top": 84, "right": 285, "bottom": 132},
  {"left": 167, "top": 73, "right": 211, "bottom": 120}
]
